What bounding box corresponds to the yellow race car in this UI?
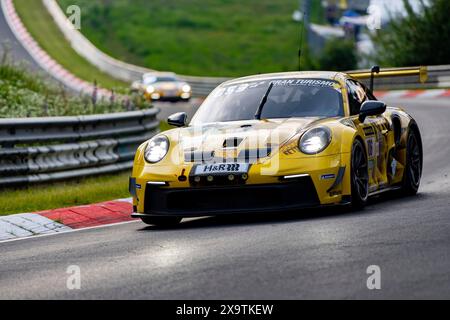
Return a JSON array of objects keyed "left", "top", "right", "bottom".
[
  {"left": 130, "top": 67, "right": 424, "bottom": 226},
  {"left": 131, "top": 72, "right": 192, "bottom": 102}
]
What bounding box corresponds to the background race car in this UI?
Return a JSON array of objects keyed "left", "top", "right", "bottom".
[{"left": 131, "top": 72, "right": 192, "bottom": 102}]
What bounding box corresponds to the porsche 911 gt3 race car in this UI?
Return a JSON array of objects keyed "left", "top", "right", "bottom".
[
  {"left": 131, "top": 72, "right": 192, "bottom": 102},
  {"left": 130, "top": 67, "right": 424, "bottom": 226}
]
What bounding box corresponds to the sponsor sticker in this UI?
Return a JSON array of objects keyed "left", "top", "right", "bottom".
[
  {"left": 391, "top": 159, "right": 397, "bottom": 176},
  {"left": 194, "top": 163, "right": 249, "bottom": 175},
  {"left": 213, "top": 78, "right": 341, "bottom": 98},
  {"left": 272, "top": 79, "right": 336, "bottom": 88},
  {"left": 366, "top": 137, "right": 377, "bottom": 158},
  {"left": 283, "top": 141, "right": 300, "bottom": 155}
]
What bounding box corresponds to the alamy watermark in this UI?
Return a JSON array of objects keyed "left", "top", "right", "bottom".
[
  {"left": 66, "top": 265, "right": 81, "bottom": 290},
  {"left": 366, "top": 265, "right": 381, "bottom": 290},
  {"left": 66, "top": 5, "right": 81, "bottom": 30}
]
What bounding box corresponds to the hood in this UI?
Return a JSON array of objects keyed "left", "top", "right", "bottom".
[
  {"left": 152, "top": 81, "right": 182, "bottom": 90},
  {"left": 173, "top": 118, "right": 321, "bottom": 162}
]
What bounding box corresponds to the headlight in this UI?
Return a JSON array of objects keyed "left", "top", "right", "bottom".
[
  {"left": 146, "top": 85, "right": 155, "bottom": 94},
  {"left": 144, "top": 136, "right": 169, "bottom": 163},
  {"left": 182, "top": 84, "right": 191, "bottom": 93},
  {"left": 299, "top": 126, "right": 331, "bottom": 155}
]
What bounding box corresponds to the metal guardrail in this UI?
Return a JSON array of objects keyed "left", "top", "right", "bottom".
[
  {"left": 184, "top": 65, "right": 450, "bottom": 95},
  {"left": 0, "top": 108, "right": 159, "bottom": 187},
  {"left": 177, "top": 75, "right": 229, "bottom": 97}
]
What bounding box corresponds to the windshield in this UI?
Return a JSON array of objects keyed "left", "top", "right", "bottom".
[
  {"left": 156, "top": 77, "right": 177, "bottom": 82},
  {"left": 143, "top": 76, "right": 177, "bottom": 84},
  {"left": 191, "top": 78, "right": 344, "bottom": 125}
]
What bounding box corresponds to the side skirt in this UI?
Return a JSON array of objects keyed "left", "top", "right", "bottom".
[{"left": 369, "top": 186, "right": 402, "bottom": 197}]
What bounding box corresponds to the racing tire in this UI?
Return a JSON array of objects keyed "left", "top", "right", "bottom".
[
  {"left": 401, "top": 127, "right": 422, "bottom": 196},
  {"left": 141, "top": 216, "right": 182, "bottom": 227},
  {"left": 350, "top": 139, "right": 369, "bottom": 209}
]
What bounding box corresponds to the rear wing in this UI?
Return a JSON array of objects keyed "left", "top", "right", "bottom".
[{"left": 348, "top": 66, "right": 428, "bottom": 85}]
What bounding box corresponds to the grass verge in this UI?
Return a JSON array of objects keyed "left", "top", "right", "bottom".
[
  {"left": 0, "top": 171, "right": 131, "bottom": 216},
  {"left": 13, "top": 0, "right": 128, "bottom": 90}
]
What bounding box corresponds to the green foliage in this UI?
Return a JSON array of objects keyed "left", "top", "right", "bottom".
[
  {"left": 318, "top": 39, "right": 358, "bottom": 71},
  {"left": 13, "top": 0, "right": 128, "bottom": 90},
  {"left": 0, "top": 63, "right": 151, "bottom": 118},
  {"left": 310, "top": 0, "right": 326, "bottom": 25},
  {"left": 0, "top": 171, "right": 131, "bottom": 215},
  {"left": 159, "top": 120, "right": 173, "bottom": 133},
  {"left": 372, "top": 0, "right": 450, "bottom": 67},
  {"left": 57, "top": 0, "right": 312, "bottom": 77}
]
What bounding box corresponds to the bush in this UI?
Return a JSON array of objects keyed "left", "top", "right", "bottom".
[
  {"left": 318, "top": 39, "right": 358, "bottom": 71},
  {"left": 0, "top": 62, "right": 151, "bottom": 118},
  {"left": 372, "top": 0, "right": 450, "bottom": 67}
]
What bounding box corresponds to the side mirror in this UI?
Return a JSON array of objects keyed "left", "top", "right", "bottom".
[
  {"left": 359, "top": 101, "right": 386, "bottom": 123},
  {"left": 168, "top": 112, "right": 188, "bottom": 127}
]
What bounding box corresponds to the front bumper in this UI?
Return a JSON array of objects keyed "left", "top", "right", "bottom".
[
  {"left": 131, "top": 176, "right": 321, "bottom": 217},
  {"left": 144, "top": 90, "right": 191, "bottom": 101},
  {"left": 131, "top": 153, "right": 351, "bottom": 217}
]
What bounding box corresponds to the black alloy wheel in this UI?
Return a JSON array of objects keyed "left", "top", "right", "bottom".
[
  {"left": 351, "top": 139, "right": 369, "bottom": 208},
  {"left": 402, "top": 128, "right": 422, "bottom": 195}
]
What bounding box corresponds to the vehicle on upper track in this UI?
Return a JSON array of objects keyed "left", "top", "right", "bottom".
[
  {"left": 129, "top": 67, "right": 425, "bottom": 226},
  {"left": 131, "top": 72, "right": 192, "bottom": 102}
]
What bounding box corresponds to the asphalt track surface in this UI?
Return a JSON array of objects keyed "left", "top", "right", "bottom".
[
  {"left": 1, "top": 97, "right": 450, "bottom": 299},
  {"left": 0, "top": 6, "right": 38, "bottom": 69},
  {"left": 0, "top": 4, "right": 63, "bottom": 86}
]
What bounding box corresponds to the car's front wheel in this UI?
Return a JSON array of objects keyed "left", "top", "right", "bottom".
[
  {"left": 401, "top": 127, "right": 422, "bottom": 195},
  {"left": 351, "top": 139, "right": 369, "bottom": 209},
  {"left": 141, "top": 216, "right": 182, "bottom": 227}
]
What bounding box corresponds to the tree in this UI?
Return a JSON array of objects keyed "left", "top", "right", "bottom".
[{"left": 372, "top": 0, "right": 450, "bottom": 67}]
